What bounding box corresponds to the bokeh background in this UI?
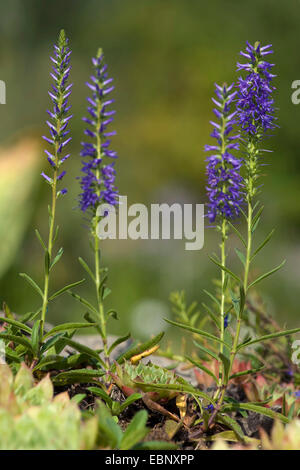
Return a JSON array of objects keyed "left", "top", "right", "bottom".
[{"left": 0, "top": 0, "right": 299, "bottom": 343}]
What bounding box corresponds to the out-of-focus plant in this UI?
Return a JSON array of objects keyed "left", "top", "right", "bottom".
[
  {"left": 95, "top": 400, "right": 177, "bottom": 450},
  {"left": 0, "top": 363, "right": 97, "bottom": 450}
]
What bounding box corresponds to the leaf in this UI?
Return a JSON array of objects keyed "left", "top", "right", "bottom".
[
  {"left": 0, "top": 316, "right": 32, "bottom": 334},
  {"left": 235, "top": 248, "right": 246, "bottom": 267},
  {"left": 164, "top": 319, "right": 229, "bottom": 349},
  {"left": 78, "top": 257, "right": 95, "bottom": 282},
  {"left": 52, "top": 369, "right": 105, "bottom": 386},
  {"left": 221, "top": 402, "right": 289, "bottom": 423},
  {"left": 251, "top": 205, "right": 264, "bottom": 232},
  {"left": 251, "top": 229, "right": 275, "bottom": 261},
  {"left": 31, "top": 320, "right": 41, "bottom": 356},
  {"left": 219, "top": 352, "right": 230, "bottom": 382},
  {"left": 44, "top": 251, "right": 50, "bottom": 274},
  {"left": 229, "top": 366, "right": 264, "bottom": 380},
  {"left": 248, "top": 260, "right": 286, "bottom": 289},
  {"left": 215, "top": 414, "right": 246, "bottom": 442},
  {"left": 227, "top": 221, "right": 247, "bottom": 248},
  {"left": 116, "top": 332, "right": 164, "bottom": 363},
  {"left": 209, "top": 256, "right": 242, "bottom": 284},
  {"left": 237, "top": 327, "right": 300, "bottom": 351},
  {"left": 49, "top": 279, "right": 85, "bottom": 301},
  {"left": 201, "top": 303, "right": 220, "bottom": 329},
  {"left": 193, "top": 341, "right": 219, "bottom": 361},
  {"left": 43, "top": 322, "right": 96, "bottom": 340},
  {"left": 0, "top": 332, "right": 33, "bottom": 352},
  {"left": 35, "top": 229, "right": 46, "bottom": 251},
  {"left": 87, "top": 387, "right": 113, "bottom": 407},
  {"left": 19, "top": 273, "right": 43, "bottom": 298},
  {"left": 119, "top": 393, "right": 143, "bottom": 413},
  {"left": 68, "top": 292, "right": 99, "bottom": 318},
  {"left": 107, "top": 309, "right": 118, "bottom": 320},
  {"left": 120, "top": 410, "right": 149, "bottom": 450},
  {"left": 62, "top": 337, "right": 102, "bottom": 362},
  {"left": 101, "top": 287, "right": 112, "bottom": 300},
  {"left": 96, "top": 401, "right": 123, "bottom": 449},
  {"left": 203, "top": 289, "right": 220, "bottom": 307},
  {"left": 40, "top": 333, "right": 65, "bottom": 354},
  {"left": 108, "top": 333, "right": 131, "bottom": 355},
  {"left": 239, "top": 285, "right": 245, "bottom": 317},
  {"left": 185, "top": 355, "right": 218, "bottom": 383},
  {"left": 50, "top": 247, "right": 63, "bottom": 270},
  {"left": 134, "top": 381, "right": 215, "bottom": 405}
]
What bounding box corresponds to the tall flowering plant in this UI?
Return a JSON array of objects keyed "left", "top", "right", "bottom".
[
  {"left": 167, "top": 41, "right": 300, "bottom": 430},
  {"left": 74, "top": 49, "right": 118, "bottom": 365},
  {"left": 19, "top": 30, "right": 82, "bottom": 338}
]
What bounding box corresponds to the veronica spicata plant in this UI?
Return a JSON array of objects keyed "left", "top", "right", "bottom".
[
  {"left": 166, "top": 42, "right": 300, "bottom": 431},
  {"left": 71, "top": 48, "right": 118, "bottom": 366}
]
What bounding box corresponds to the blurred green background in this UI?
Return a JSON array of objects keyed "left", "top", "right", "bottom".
[{"left": 0, "top": 0, "right": 299, "bottom": 341}]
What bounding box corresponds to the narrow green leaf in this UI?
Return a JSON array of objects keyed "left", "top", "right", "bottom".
[
  {"left": 31, "top": 320, "right": 41, "bottom": 356},
  {"left": 185, "top": 355, "right": 218, "bottom": 383},
  {"left": 120, "top": 410, "right": 149, "bottom": 450},
  {"left": 35, "top": 229, "right": 47, "bottom": 251},
  {"left": 0, "top": 317, "right": 31, "bottom": 334},
  {"left": 117, "top": 332, "right": 164, "bottom": 363},
  {"left": 119, "top": 393, "right": 143, "bottom": 413},
  {"left": 108, "top": 333, "right": 131, "bottom": 355},
  {"left": 0, "top": 333, "right": 33, "bottom": 352},
  {"left": 87, "top": 387, "right": 113, "bottom": 406},
  {"left": 251, "top": 205, "right": 264, "bottom": 232},
  {"left": 228, "top": 221, "right": 247, "bottom": 248},
  {"left": 49, "top": 279, "right": 85, "bottom": 301},
  {"left": 52, "top": 369, "right": 105, "bottom": 385},
  {"left": 237, "top": 327, "right": 300, "bottom": 351},
  {"left": 40, "top": 333, "right": 65, "bottom": 354},
  {"left": 102, "top": 286, "right": 112, "bottom": 300},
  {"left": 201, "top": 303, "right": 220, "bottom": 329},
  {"left": 216, "top": 413, "right": 246, "bottom": 442},
  {"left": 43, "top": 322, "right": 96, "bottom": 340},
  {"left": 44, "top": 251, "right": 50, "bottom": 275},
  {"left": 209, "top": 256, "right": 242, "bottom": 284},
  {"left": 50, "top": 247, "right": 63, "bottom": 270},
  {"left": 251, "top": 229, "right": 275, "bottom": 261},
  {"left": 134, "top": 381, "right": 215, "bottom": 405},
  {"left": 68, "top": 292, "right": 99, "bottom": 317},
  {"left": 19, "top": 273, "right": 43, "bottom": 298},
  {"left": 219, "top": 352, "right": 231, "bottom": 382},
  {"left": 229, "top": 366, "right": 264, "bottom": 380},
  {"left": 193, "top": 341, "right": 219, "bottom": 361},
  {"left": 62, "top": 337, "right": 102, "bottom": 362},
  {"left": 248, "top": 260, "right": 286, "bottom": 289},
  {"left": 235, "top": 248, "right": 246, "bottom": 267},
  {"left": 165, "top": 319, "right": 229, "bottom": 349},
  {"left": 221, "top": 402, "right": 289, "bottom": 423},
  {"left": 78, "top": 257, "right": 95, "bottom": 282},
  {"left": 203, "top": 289, "right": 220, "bottom": 307}
]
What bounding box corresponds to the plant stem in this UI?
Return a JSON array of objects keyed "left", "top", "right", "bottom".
[
  {"left": 41, "top": 148, "right": 59, "bottom": 337},
  {"left": 94, "top": 230, "right": 109, "bottom": 363},
  {"left": 219, "top": 217, "right": 227, "bottom": 383}
]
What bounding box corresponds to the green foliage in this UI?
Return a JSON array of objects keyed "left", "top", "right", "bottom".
[
  {"left": 95, "top": 401, "right": 176, "bottom": 450},
  {"left": 0, "top": 363, "right": 97, "bottom": 450}
]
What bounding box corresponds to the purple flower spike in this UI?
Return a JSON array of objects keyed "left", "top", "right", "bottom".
[
  {"left": 236, "top": 41, "right": 276, "bottom": 135},
  {"left": 79, "top": 48, "right": 118, "bottom": 213},
  {"left": 43, "top": 30, "right": 72, "bottom": 191},
  {"left": 205, "top": 83, "right": 243, "bottom": 223}
]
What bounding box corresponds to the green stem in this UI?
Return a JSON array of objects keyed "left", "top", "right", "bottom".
[
  {"left": 41, "top": 149, "right": 59, "bottom": 337},
  {"left": 219, "top": 217, "right": 227, "bottom": 381}
]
